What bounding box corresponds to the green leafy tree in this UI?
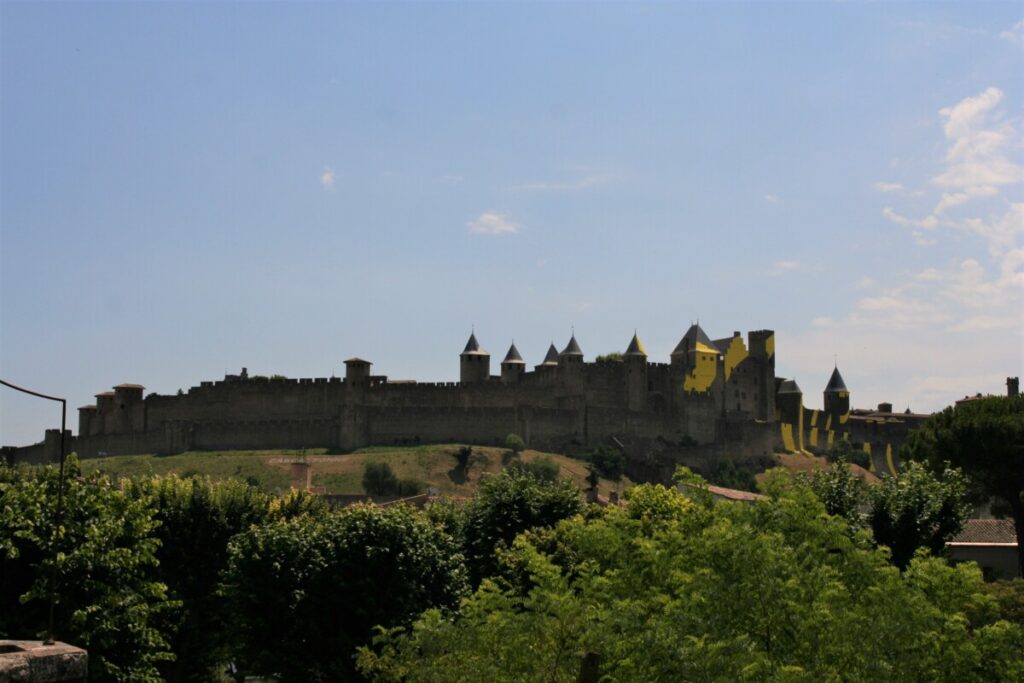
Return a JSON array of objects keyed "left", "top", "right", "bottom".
[
  {"left": 0, "top": 459, "right": 175, "bottom": 682},
  {"left": 122, "top": 475, "right": 274, "bottom": 683},
  {"left": 223, "top": 503, "right": 468, "bottom": 682},
  {"left": 360, "top": 477, "right": 1024, "bottom": 682},
  {"left": 504, "top": 433, "right": 526, "bottom": 455},
  {"left": 868, "top": 461, "right": 971, "bottom": 570},
  {"left": 806, "top": 459, "right": 868, "bottom": 528},
  {"left": 904, "top": 395, "right": 1024, "bottom": 576},
  {"left": 363, "top": 461, "right": 400, "bottom": 496},
  {"left": 462, "top": 469, "right": 582, "bottom": 586},
  {"left": 594, "top": 352, "right": 623, "bottom": 363},
  {"left": 587, "top": 446, "right": 625, "bottom": 482}
]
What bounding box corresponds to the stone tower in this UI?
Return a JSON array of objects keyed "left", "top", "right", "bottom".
[
  {"left": 823, "top": 366, "right": 849, "bottom": 419},
  {"left": 345, "top": 357, "right": 371, "bottom": 385},
  {"left": 460, "top": 332, "right": 490, "bottom": 384},
  {"left": 558, "top": 333, "right": 585, "bottom": 395},
  {"left": 501, "top": 343, "right": 526, "bottom": 384},
  {"left": 624, "top": 332, "right": 648, "bottom": 412}
]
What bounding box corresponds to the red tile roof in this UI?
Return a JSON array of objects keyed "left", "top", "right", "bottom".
[{"left": 949, "top": 519, "right": 1017, "bottom": 546}]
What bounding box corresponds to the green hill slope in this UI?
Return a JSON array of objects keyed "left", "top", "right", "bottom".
[{"left": 79, "top": 444, "right": 631, "bottom": 496}]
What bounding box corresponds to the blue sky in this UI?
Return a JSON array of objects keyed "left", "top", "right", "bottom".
[{"left": 1, "top": 2, "right": 1021, "bottom": 446}]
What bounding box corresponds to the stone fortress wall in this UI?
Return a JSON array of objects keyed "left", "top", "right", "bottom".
[{"left": 5, "top": 325, "right": 939, "bottom": 475}]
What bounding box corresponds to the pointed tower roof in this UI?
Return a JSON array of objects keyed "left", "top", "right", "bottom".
[
  {"left": 502, "top": 343, "right": 525, "bottom": 364},
  {"left": 624, "top": 332, "right": 647, "bottom": 357},
  {"left": 541, "top": 343, "right": 560, "bottom": 365},
  {"left": 824, "top": 366, "right": 847, "bottom": 392},
  {"left": 672, "top": 323, "right": 718, "bottom": 356},
  {"left": 778, "top": 378, "right": 802, "bottom": 395},
  {"left": 461, "top": 332, "right": 488, "bottom": 356},
  {"left": 561, "top": 334, "right": 583, "bottom": 357}
]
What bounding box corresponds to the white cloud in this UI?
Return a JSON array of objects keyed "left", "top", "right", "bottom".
[
  {"left": 934, "top": 87, "right": 1022, "bottom": 191},
  {"left": 466, "top": 212, "right": 520, "bottom": 235},
  {"left": 320, "top": 167, "right": 335, "bottom": 191},
  {"left": 810, "top": 316, "right": 835, "bottom": 328},
  {"left": 882, "top": 207, "right": 938, "bottom": 229},
  {"left": 911, "top": 231, "right": 936, "bottom": 246},
  {"left": 855, "top": 276, "right": 876, "bottom": 289},
  {"left": 770, "top": 260, "right": 800, "bottom": 275},
  {"left": 764, "top": 193, "right": 781, "bottom": 204},
  {"left": 510, "top": 175, "right": 607, "bottom": 192},
  {"left": 873, "top": 181, "right": 904, "bottom": 193},
  {"left": 914, "top": 268, "right": 943, "bottom": 282},
  {"left": 1000, "top": 20, "right": 1024, "bottom": 44}
]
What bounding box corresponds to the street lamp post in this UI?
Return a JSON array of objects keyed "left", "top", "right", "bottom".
[{"left": 0, "top": 378, "right": 67, "bottom": 645}]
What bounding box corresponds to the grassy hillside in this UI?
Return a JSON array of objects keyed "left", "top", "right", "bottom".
[{"left": 79, "top": 444, "right": 632, "bottom": 497}]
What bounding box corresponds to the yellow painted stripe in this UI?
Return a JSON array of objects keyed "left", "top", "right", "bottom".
[
  {"left": 781, "top": 423, "right": 796, "bottom": 452},
  {"left": 885, "top": 444, "right": 896, "bottom": 475},
  {"left": 825, "top": 414, "right": 832, "bottom": 431},
  {"left": 827, "top": 430, "right": 835, "bottom": 448},
  {"left": 809, "top": 427, "right": 818, "bottom": 447}
]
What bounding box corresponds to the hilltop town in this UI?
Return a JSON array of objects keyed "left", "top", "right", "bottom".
[{"left": 5, "top": 325, "right": 935, "bottom": 477}]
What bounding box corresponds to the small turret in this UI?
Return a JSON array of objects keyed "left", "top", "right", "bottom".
[
  {"left": 460, "top": 332, "right": 490, "bottom": 384},
  {"left": 500, "top": 343, "right": 526, "bottom": 384},
  {"left": 823, "top": 366, "right": 850, "bottom": 418},
  {"left": 624, "top": 332, "right": 648, "bottom": 411},
  {"left": 535, "top": 343, "right": 560, "bottom": 373},
  {"left": 560, "top": 334, "right": 583, "bottom": 362}
]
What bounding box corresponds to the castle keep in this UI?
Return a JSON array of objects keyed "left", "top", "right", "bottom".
[{"left": 6, "top": 325, "right": 928, "bottom": 474}]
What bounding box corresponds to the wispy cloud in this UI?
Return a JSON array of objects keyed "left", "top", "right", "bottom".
[
  {"left": 320, "top": 167, "right": 335, "bottom": 191},
  {"left": 873, "top": 181, "right": 904, "bottom": 193},
  {"left": 783, "top": 87, "right": 1023, "bottom": 412},
  {"left": 1000, "top": 20, "right": 1024, "bottom": 44},
  {"left": 510, "top": 169, "right": 609, "bottom": 192},
  {"left": 764, "top": 193, "right": 781, "bottom": 204},
  {"left": 770, "top": 260, "right": 800, "bottom": 275},
  {"left": 466, "top": 211, "right": 520, "bottom": 236}
]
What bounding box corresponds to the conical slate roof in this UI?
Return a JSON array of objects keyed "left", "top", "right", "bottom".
[
  {"left": 461, "top": 332, "right": 488, "bottom": 356},
  {"left": 778, "top": 378, "right": 802, "bottom": 394},
  {"left": 561, "top": 334, "right": 583, "bottom": 356},
  {"left": 672, "top": 323, "right": 717, "bottom": 355},
  {"left": 824, "top": 366, "right": 847, "bottom": 392},
  {"left": 541, "top": 343, "right": 560, "bottom": 365},
  {"left": 624, "top": 332, "right": 647, "bottom": 357},
  {"left": 502, "top": 343, "right": 525, "bottom": 364}
]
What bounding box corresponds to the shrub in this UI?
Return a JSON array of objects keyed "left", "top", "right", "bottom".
[{"left": 508, "top": 455, "right": 560, "bottom": 483}]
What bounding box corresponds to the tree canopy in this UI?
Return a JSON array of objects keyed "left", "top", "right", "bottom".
[
  {"left": 359, "top": 478, "right": 1024, "bottom": 682},
  {"left": 904, "top": 395, "right": 1024, "bottom": 576}
]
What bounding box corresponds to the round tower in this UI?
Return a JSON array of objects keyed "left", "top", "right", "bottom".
[
  {"left": 776, "top": 378, "right": 804, "bottom": 424},
  {"left": 501, "top": 342, "right": 526, "bottom": 384},
  {"left": 624, "top": 332, "right": 648, "bottom": 412},
  {"left": 460, "top": 332, "right": 490, "bottom": 384},
  {"left": 823, "top": 366, "right": 850, "bottom": 418}
]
